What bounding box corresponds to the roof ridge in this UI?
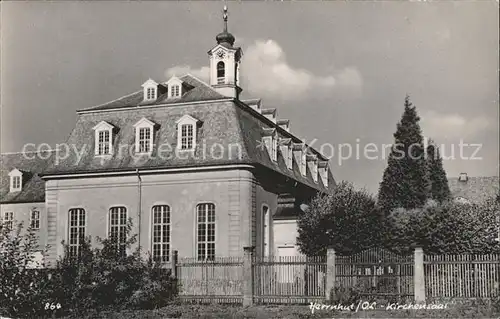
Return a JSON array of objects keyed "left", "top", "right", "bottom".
[
  {"left": 183, "top": 73, "right": 224, "bottom": 96},
  {"left": 78, "top": 89, "right": 142, "bottom": 112}
]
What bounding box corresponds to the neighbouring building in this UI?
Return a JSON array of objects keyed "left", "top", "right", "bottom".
[
  {"left": 448, "top": 173, "right": 499, "bottom": 204},
  {"left": 0, "top": 8, "right": 334, "bottom": 266}
]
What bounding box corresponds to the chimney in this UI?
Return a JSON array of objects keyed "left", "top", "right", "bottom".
[{"left": 458, "top": 172, "right": 468, "bottom": 182}]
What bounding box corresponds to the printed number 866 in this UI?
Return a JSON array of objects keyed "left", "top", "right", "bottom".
[{"left": 44, "top": 303, "right": 61, "bottom": 310}]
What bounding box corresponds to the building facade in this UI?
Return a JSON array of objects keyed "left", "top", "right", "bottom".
[{"left": 0, "top": 8, "right": 334, "bottom": 266}]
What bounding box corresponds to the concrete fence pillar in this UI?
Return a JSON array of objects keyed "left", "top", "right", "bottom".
[
  {"left": 243, "top": 246, "right": 255, "bottom": 306},
  {"left": 414, "top": 247, "right": 426, "bottom": 303},
  {"left": 326, "top": 247, "right": 336, "bottom": 301},
  {"left": 171, "top": 250, "right": 178, "bottom": 279}
]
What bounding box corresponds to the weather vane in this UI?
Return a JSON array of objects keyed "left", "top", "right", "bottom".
[{"left": 223, "top": 5, "right": 228, "bottom": 32}]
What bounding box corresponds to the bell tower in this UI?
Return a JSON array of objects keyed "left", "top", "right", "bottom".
[{"left": 208, "top": 6, "right": 243, "bottom": 99}]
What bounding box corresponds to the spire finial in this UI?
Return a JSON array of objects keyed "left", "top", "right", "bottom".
[{"left": 223, "top": 5, "right": 228, "bottom": 32}]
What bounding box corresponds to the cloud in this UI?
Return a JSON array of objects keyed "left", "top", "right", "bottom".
[
  {"left": 421, "top": 110, "right": 491, "bottom": 140},
  {"left": 165, "top": 65, "right": 210, "bottom": 81},
  {"left": 165, "top": 39, "right": 362, "bottom": 100}
]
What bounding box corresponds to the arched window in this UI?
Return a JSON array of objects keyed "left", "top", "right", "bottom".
[
  {"left": 217, "top": 61, "right": 225, "bottom": 84},
  {"left": 196, "top": 203, "right": 216, "bottom": 261},
  {"left": 68, "top": 208, "right": 85, "bottom": 258},
  {"left": 109, "top": 206, "right": 127, "bottom": 257},
  {"left": 152, "top": 205, "right": 171, "bottom": 262}
]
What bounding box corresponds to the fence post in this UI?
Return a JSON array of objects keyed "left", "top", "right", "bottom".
[
  {"left": 171, "top": 250, "right": 178, "bottom": 279},
  {"left": 414, "top": 247, "right": 425, "bottom": 303},
  {"left": 243, "top": 246, "right": 255, "bottom": 306},
  {"left": 326, "top": 247, "right": 336, "bottom": 301}
]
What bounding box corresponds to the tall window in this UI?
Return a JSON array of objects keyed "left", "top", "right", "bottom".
[
  {"left": 68, "top": 208, "right": 85, "bottom": 258},
  {"left": 146, "top": 87, "right": 156, "bottom": 100},
  {"left": 97, "top": 130, "right": 111, "bottom": 155},
  {"left": 217, "top": 61, "right": 225, "bottom": 84},
  {"left": 109, "top": 207, "right": 127, "bottom": 257},
  {"left": 196, "top": 203, "right": 216, "bottom": 261},
  {"left": 30, "top": 210, "right": 40, "bottom": 230},
  {"left": 12, "top": 176, "right": 21, "bottom": 190},
  {"left": 262, "top": 205, "right": 269, "bottom": 257},
  {"left": 138, "top": 127, "right": 151, "bottom": 153},
  {"left": 2, "top": 212, "right": 13, "bottom": 230},
  {"left": 152, "top": 205, "right": 170, "bottom": 262},
  {"left": 181, "top": 124, "right": 194, "bottom": 150},
  {"left": 171, "top": 85, "right": 180, "bottom": 98}
]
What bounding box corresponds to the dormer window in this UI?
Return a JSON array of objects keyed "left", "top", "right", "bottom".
[
  {"left": 8, "top": 169, "right": 22, "bottom": 192},
  {"left": 171, "top": 85, "right": 180, "bottom": 98},
  {"left": 93, "top": 121, "right": 114, "bottom": 156},
  {"left": 166, "top": 76, "right": 184, "bottom": 99},
  {"left": 308, "top": 155, "right": 318, "bottom": 183},
  {"left": 319, "top": 161, "right": 329, "bottom": 187},
  {"left": 301, "top": 150, "right": 307, "bottom": 176},
  {"left": 176, "top": 115, "right": 200, "bottom": 151},
  {"left": 272, "top": 134, "right": 277, "bottom": 162},
  {"left": 217, "top": 61, "right": 225, "bottom": 84},
  {"left": 181, "top": 124, "right": 194, "bottom": 149},
  {"left": 262, "top": 128, "right": 277, "bottom": 161},
  {"left": 279, "top": 138, "right": 293, "bottom": 169},
  {"left": 133, "top": 118, "right": 156, "bottom": 154},
  {"left": 142, "top": 79, "right": 158, "bottom": 102},
  {"left": 146, "top": 87, "right": 156, "bottom": 100}
]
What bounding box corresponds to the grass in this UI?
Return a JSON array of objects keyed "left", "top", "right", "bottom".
[{"left": 57, "top": 299, "right": 500, "bottom": 319}]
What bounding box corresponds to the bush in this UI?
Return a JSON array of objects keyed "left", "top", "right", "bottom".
[
  {"left": 385, "top": 196, "right": 500, "bottom": 254},
  {"left": 1, "top": 220, "right": 178, "bottom": 318},
  {"left": 0, "top": 222, "right": 51, "bottom": 318}
]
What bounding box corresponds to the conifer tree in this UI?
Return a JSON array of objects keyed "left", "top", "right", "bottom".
[
  {"left": 378, "top": 95, "right": 429, "bottom": 213},
  {"left": 426, "top": 138, "right": 451, "bottom": 203}
]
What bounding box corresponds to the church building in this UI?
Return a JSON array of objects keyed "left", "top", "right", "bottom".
[{"left": 0, "top": 7, "right": 334, "bottom": 266}]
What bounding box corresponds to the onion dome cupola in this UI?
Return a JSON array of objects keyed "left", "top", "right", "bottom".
[{"left": 208, "top": 5, "right": 243, "bottom": 99}]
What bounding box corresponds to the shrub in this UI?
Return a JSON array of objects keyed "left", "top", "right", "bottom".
[{"left": 0, "top": 222, "right": 51, "bottom": 318}]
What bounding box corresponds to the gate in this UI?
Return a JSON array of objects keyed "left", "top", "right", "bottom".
[{"left": 336, "top": 247, "right": 414, "bottom": 302}]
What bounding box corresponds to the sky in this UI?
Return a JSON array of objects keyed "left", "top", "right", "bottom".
[{"left": 1, "top": 1, "right": 499, "bottom": 194}]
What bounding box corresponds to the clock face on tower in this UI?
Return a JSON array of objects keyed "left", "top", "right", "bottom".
[{"left": 217, "top": 50, "right": 225, "bottom": 59}]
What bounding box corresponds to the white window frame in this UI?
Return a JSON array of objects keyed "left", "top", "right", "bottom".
[
  {"left": 8, "top": 169, "right": 22, "bottom": 192},
  {"left": 319, "top": 166, "right": 328, "bottom": 187},
  {"left": 170, "top": 85, "right": 180, "bottom": 98},
  {"left": 92, "top": 121, "right": 114, "bottom": 156},
  {"left": 152, "top": 205, "right": 171, "bottom": 262},
  {"left": 287, "top": 145, "right": 293, "bottom": 169},
  {"left": 109, "top": 206, "right": 127, "bottom": 257},
  {"left": 30, "top": 209, "right": 40, "bottom": 230},
  {"left": 196, "top": 203, "right": 216, "bottom": 261},
  {"left": 68, "top": 208, "right": 85, "bottom": 258},
  {"left": 176, "top": 115, "right": 199, "bottom": 151},
  {"left": 2, "top": 211, "right": 13, "bottom": 230},
  {"left": 301, "top": 151, "right": 307, "bottom": 176},
  {"left": 312, "top": 161, "right": 318, "bottom": 183},
  {"left": 142, "top": 78, "right": 158, "bottom": 102},
  {"left": 166, "top": 76, "right": 183, "bottom": 99},
  {"left": 133, "top": 118, "right": 156, "bottom": 154}
]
